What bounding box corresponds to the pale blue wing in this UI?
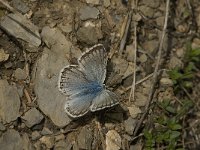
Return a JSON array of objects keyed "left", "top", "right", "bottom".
[
  {"left": 64, "top": 93, "right": 93, "bottom": 118},
  {"left": 78, "top": 44, "right": 107, "bottom": 84},
  {"left": 90, "top": 89, "right": 119, "bottom": 112},
  {"left": 58, "top": 65, "right": 90, "bottom": 95},
  {"left": 65, "top": 83, "right": 103, "bottom": 117}
]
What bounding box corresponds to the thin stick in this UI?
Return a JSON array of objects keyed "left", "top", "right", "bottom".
[
  {"left": 129, "top": 16, "right": 138, "bottom": 102},
  {"left": 24, "top": 88, "right": 32, "bottom": 103},
  {"left": 133, "top": 0, "right": 170, "bottom": 136},
  {"left": 119, "top": 10, "right": 132, "bottom": 54}
]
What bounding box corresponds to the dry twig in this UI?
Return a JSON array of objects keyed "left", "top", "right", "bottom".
[
  {"left": 133, "top": 0, "right": 170, "bottom": 136},
  {"left": 128, "top": 0, "right": 138, "bottom": 102},
  {"left": 119, "top": 10, "right": 132, "bottom": 54}
]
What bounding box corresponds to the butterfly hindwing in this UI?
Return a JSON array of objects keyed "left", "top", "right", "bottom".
[{"left": 90, "top": 89, "right": 119, "bottom": 112}]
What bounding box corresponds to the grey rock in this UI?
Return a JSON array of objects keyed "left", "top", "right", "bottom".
[
  {"left": 21, "top": 108, "right": 44, "bottom": 128},
  {"left": 41, "top": 127, "right": 53, "bottom": 135},
  {"left": 104, "top": 0, "right": 111, "bottom": 7},
  {"left": 21, "top": 133, "right": 34, "bottom": 150},
  {"left": 139, "top": 5, "right": 154, "bottom": 18},
  {"left": 0, "top": 13, "right": 41, "bottom": 50},
  {"left": 127, "top": 105, "right": 141, "bottom": 118},
  {"left": 143, "top": 0, "right": 160, "bottom": 8},
  {"left": 77, "top": 26, "right": 102, "bottom": 45},
  {"left": 31, "top": 131, "right": 41, "bottom": 140},
  {"left": 0, "top": 80, "right": 20, "bottom": 123},
  {"left": 11, "top": 0, "right": 30, "bottom": 14},
  {"left": 0, "top": 122, "right": 6, "bottom": 131},
  {"left": 14, "top": 68, "right": 27, "bottom": 80},
  {"left": 79, "top": 6, "right": 99, "bottom": 20},
  {"left": 139, "top": 54, "right": 147, "bottom": 63},
  {"left": 143, "top": 40, "right": 159, "bottom": 54},
  {"left": 130, "top": 144, "right": 142, "bottom": 150},
  {"left": 54, "top": 140, "right": 72, "bottom": 150},
  {"left": 0, "top": 48, "right": 9, "bottom": 62},
  {"left": 124, "top": 117, "right": 137, "bottom": 135},
  {"left": 106, "top": 130, "right": 121, "bottom": 150},
  {"left": 16, "top": 84, "right": 24, "bottom": 98},
  {"left": 39, "top": 136, "right": 55, "bottom": 149},
  {"left": 4, "top": 62, "right": 12, "bottom": 68},
  {"left": 78, "top": 126, "right": 93, "bottom": 150},
  {"left": 168, "top": 56, "right": 183, "bottom": 69},
  {"left": 160, "top": 78, "right": 173, "bottom": 86},
  {"left": 58, "top": 23, "right": 72, "bottom": 33},
  {"left": 86, "top": 0, "right": 100, "bottom": 4},
  {"left": 134, "top": 92, "right": 148, "bottom": 107},
  {"left": 0, "top": 129, "right": 33, "bottom": 150},
  {"left": 34, "top": 26, "right": 72, "bottom": 127},
  {"left": 55, "top": 134, "right": 65, "bottom": 142}
]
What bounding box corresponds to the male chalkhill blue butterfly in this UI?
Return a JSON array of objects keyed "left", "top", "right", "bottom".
[{"left": 58, "top": 44, "right": 119, "bottom": 118}]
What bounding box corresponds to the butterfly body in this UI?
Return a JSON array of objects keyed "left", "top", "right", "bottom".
[{"left": 58, "top": 44, "right": 119, "bottom": 118}]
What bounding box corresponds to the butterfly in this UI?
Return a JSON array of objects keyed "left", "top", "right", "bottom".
[{"left": 58, "top": 44, "right": 119, "bottom": 118}]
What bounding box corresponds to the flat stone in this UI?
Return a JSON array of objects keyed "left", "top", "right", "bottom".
[
  {"left": 0, "top": 13, "right": 41, "bottom": 50},
  {"left": 139, "top": 54, "right": 147, "bottom": 63},
  {"left": 127, "top": 105, "right": 141, "bottom": 118},
  {"left": 77, "top": 26, "right": 102, "bottom": 45},
  {"left": 41, "top": 127, "right": 53, "bottom": 135},
  {"left": 104, "top": 0, "right": 111, "bottom": 7},
  {"left": 31, "top": 131, "right": 41, "bottom": 141},
  {"left": 0, "top": 122, "right": 6, "bottom": 131},
  {"left": 54, "top": 140, "right": 72, "bottom": 150},
  {"left": 34, "top": 26, "right": 72, "bottom": 127},
  {"left": 134, "top": 92, "right": 148, "bottom": 107},
  {"left": 39, "top": 136, "right": 55, "bottom": 149},
  {"left": 0, "top": 80, "right": 20, "bottom": 123},
  {"left": 77, "top": 126, "right": 93, "bottom": 150},
  {"left": 79, "top": 6, "right": 99, "bottom": 20},
  {"left": 112, "top": 56, "right": 129, "bottom": 75},
  {"left": 86, "top": 0, "right": 100, "bottom": 4},
  {"left": 139, "top": 5, "right": 154, "bottom": 18},
  {"left": 160, "top": 78, "right": 173, "bottom": 86},
  {"left": 106, "top": 130, "right": 121, "bottom": 150},
  {"left": 143, "top": 0, "right": 160, "bottom": 8},
  {"left": 123, "top": 62, "right": 134, "bottom": 80},
  {"left": 14, "top": 68, "right": 27, "bottom": 80},
  {"left": 124, "top": 117, "right": 137, "bottom": 135},
  {"left": 0, "top": 48, "right": 9, "bottom": 62},
  {"left": 168, "top": 56, "right": 183, "bottom": 69},
  {"left": 125, "top": 44, "right": 135, "bottom": 62},
  {"left": 21, "top": 108, "right": 44, "bottom": 128},
  {"left": 0, "top": 129, "right": 33, "bottom": 150},
  {"left": 143, "top": 40, "right": 159, "bottom": 54},
  {"left": 11, "top": 0, "right": 30, "bottom": 14},
  {"left": 55, "top": 134, "right": 65, "bottom": 142}
]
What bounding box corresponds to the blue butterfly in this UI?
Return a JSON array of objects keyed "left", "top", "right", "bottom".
[{"left": 58, "top": 44, "right": 119, "bottom": 118}]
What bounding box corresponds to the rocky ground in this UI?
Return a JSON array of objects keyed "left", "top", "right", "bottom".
[{"left": 0, "top": 0, "right": 200, "bottom": 149}]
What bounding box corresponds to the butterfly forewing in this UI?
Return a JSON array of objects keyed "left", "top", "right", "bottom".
[
  {"left": 78, "top": 44, "right": 107, "bottom": 84},
  {"left": 58, "top": 65, "right": 89, "bottom": 95}
]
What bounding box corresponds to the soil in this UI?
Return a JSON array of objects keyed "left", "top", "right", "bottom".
[{"left": 0, "top": 0, "right": 200, "bottom": 149}]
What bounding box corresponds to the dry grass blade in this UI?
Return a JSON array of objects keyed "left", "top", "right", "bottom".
[
  {"left": 119, "top": 10, "right": 132, "bottom": 54},
  {"left": 129, "top": 18, "right": 138, "bottom": 102},
  {"left": 133, "top": 0, "right": 171, "bottom": 136}
]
